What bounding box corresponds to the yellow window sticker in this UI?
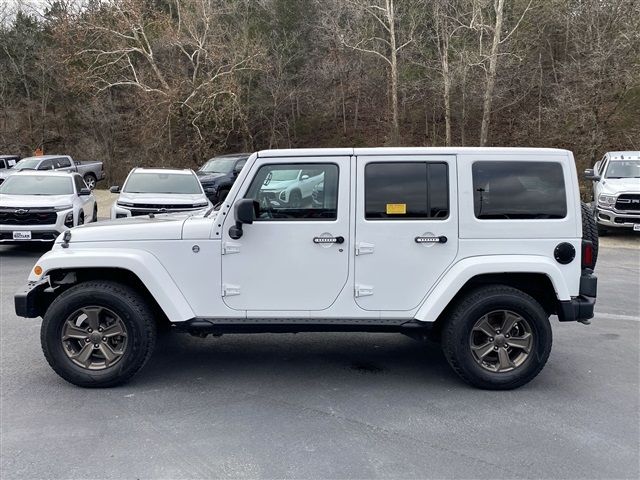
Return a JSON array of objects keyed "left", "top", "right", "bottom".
[{"left": 386, "top": 203, "right": 407, "bottom": 215}]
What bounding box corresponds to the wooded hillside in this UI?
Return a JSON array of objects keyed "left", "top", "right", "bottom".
[{"left": 1, "top": 0, "right": 639, "bottom": 185}]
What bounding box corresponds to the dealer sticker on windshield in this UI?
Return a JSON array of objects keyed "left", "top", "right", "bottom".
[
  {"left": 386, "top": 203, "right": 407, "bottom": 215},
  {"left": 12, "top": 231, "right": 32, "bottom": 240}
]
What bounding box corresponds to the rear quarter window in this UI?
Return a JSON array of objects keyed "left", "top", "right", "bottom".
[{"left": 472, "top": 161, "right": 567, "bottom": 219}]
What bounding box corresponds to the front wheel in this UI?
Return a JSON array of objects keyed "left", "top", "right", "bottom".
[
  {"left": 442, "top": 285, "right": 552, "bottom": 390},
  {"left": 41, "top": 281, "right": 157, "bottom": 387}
]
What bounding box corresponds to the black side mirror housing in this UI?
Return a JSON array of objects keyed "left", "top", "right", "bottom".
[
  {"left": 584, "top": 169, "right": 601, "bottom": 181},
  {"left": 110, "top": 186, "right": 121, "bottom": 193},
  {"left": 229, "top": 199, "right": 259, "bottom": 239},
  {"left": 79, "top": 187, "right": 91, "bottom": 196}
]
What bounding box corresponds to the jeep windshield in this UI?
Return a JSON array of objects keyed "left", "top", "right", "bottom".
[
  {"left": 605, "top": 160, "right": 640, "bottom": 178},
  {"left": 12, "top": 158, "right": 41, "bottom": 171},
  {"left": 123, "top": 172, "right": 203, "bottom": 194},
  {"left": 0, "top": 175, "right": 73, "bottom": 195},
  {"left": 199, "top": 158, "right": 236, "bottom": 174}
]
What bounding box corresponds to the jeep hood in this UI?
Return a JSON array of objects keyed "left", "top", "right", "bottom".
[
  {"left": 117, "top": 192, "right": 208, "bottom": 205},
  {"left": 58, "top": 214, "right": 191, "bottom": 243}
]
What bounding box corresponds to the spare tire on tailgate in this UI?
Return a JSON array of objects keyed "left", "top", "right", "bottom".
[{"left": 581, "top": 201, "right": 599, "bottom": 267}]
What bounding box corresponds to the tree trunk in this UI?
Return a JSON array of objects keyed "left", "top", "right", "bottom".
[
  {"left": 387, "top": 0, "right": 400, "bottom": 144},
  {"left": 479, "top": 0, "right": 505, "bottom": 146}
]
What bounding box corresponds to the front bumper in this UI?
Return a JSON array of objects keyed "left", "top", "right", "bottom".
[
  {"left": 0, "top": 210, "right": 71, "bottom": 242},
  {"left": 595, "top": 207, "right": 640, "bottom": 229},
  {"left": 15, "top": 278, "right": 51, "bottom": 318},
  {"left": 557, "top": 270, "right": 597, "bottom": 322}
]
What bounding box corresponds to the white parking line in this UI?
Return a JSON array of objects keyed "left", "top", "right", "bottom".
[{"left": 595, "top": 312, "right": 640, "bottom": 322}]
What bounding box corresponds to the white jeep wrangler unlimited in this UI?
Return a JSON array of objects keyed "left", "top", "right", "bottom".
[{"left": 15, "top": 148, "right": 598, "bottom": 389}]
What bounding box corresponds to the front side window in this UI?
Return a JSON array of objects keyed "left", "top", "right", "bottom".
[
  {"left": 74, "top": 175, "right": 87, "bottom": 192},
  {"left": 123, "top": 172, "right": 203, "bottom": 194},
  {"left": 365, "top": 162, "right": 449, "bottom": 220},
  {"left": 472, "top": 161, "right": 567, "bottom": 219},
  {"left": 38, "top": 159, "right": 54, "bottom": 170},
  {"left": 245, "top": 163, "right": 338, "bottom": 220},
  {"left": 0, "top": 175, "right": 73, "bottom": 195}
]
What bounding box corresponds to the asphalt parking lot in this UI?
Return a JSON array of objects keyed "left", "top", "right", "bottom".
[{"left": 1, "top": 236, "right": 638, "bottom": 479}]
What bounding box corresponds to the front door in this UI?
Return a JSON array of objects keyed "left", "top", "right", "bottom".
[
  {"left": 221, "top": 156, "right": 351, "bottom": 311},
  {"left": 354, "top": 155, "right": 458, "bottom": 311}
]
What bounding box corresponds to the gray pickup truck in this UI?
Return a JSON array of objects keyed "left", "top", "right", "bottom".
[{"left": 0, "top": 155, "right": 105, "bottom": 189}]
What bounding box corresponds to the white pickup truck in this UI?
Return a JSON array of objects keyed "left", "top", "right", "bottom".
[
  {"left": 0, "top": 155, "right": 105, "bottom": 189},
  {"left": 585, "top": 151, "right": 640, "bottom": 233},
  {"left": 15, "top": 147, "right": 598, "bottom": 390}
]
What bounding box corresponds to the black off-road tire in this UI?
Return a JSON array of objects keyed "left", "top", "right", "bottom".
[
  {"left": 581, "top": 201, "right": 599, "bottom": 266},
  {"left": 41, "top": 281, "right": 156, "bottom": 388},
  {"left": 442, "top": 285, "right": 552, "bottom": 390}
]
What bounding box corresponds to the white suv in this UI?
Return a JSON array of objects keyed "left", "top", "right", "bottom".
[
  {"left": 0, "top": 171, "right": 96, "bottom": 243},
  {"left": 110, "top": 168, "right": 210, "bottom": 219},
  {"left": 585, "top": 151, "right": 640, "bottom": 233},
  {"left": 15, "top": 148, "right": 598, "bottom": 389}
]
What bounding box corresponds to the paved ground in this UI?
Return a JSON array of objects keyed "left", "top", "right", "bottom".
[{"left": 1, "top": 241, "right": 638, "bottom": 479}]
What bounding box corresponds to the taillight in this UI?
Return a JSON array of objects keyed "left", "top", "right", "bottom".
[{"left": 582, "top": 240, "right": 594, "bottom": 269}]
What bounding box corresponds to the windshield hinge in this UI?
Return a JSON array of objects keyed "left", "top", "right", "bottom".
[{"left": 355, "top": 285, "right": 374, "bottom": 297}]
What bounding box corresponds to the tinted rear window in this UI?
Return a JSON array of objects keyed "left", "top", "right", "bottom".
[
  {"left": 472, "top": 161, "right": 566, "bottom": 219},
  {"left": 365, "top": 162, "right": 449, "bottom": 219}
]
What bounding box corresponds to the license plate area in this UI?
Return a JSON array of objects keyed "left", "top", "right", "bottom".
[{"left": 12, "top": 231, "right": 32, "bottom": 240}]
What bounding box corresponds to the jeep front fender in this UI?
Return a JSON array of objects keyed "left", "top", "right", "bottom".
[
  {"left": 413, "top": 255, "right": 571, "bottom": 323},
  {"left": 26, "top": 248, "right": 195, "bottom": 322}
]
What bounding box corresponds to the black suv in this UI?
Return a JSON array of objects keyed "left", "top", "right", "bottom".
[{"left": 196, "top": 153, "right": 250, "bottom": 203}]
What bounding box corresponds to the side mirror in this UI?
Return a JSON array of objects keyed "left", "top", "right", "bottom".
[
  {"left": 301, "top": 174, "right": 309, "bottom": 180},
  {"left": 584, "top": 169, "right": 600, "bottom": 181},
  {"left": 79, "top": 187, "right": 91, "bottom": 196},
  {"left": 229, "top": 198, "right": 259, "bottom": 240},
  {"left": 109, "top": 186, "right": 121, "bottom": 193}
]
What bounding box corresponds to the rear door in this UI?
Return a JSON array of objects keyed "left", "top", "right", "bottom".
[
  {"left": 354, "top": 155, "right": 458, "bottom": 311},
  {"left": 220, "top": 155, "right": 351, "bottom": 312}
]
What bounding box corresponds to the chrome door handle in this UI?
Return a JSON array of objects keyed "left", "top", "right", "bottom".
[
  {"left": 313, "top": 236, "right": 344, "bottom": 244},
  {"left": 415, "top": 235, "right": 447, "bottom": 244}
]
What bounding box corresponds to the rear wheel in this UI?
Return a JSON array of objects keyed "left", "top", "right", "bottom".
[
  {"left": 83, "top": 173, "right": 97, "bottom": 190},
  {"left": 41, "top": 281, "right": 156, "bottom": 387},
  {"left": 442, "top": 285, "right": 552, "bottom": 390}
]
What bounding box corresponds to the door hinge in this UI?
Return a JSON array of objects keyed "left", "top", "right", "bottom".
[
  {"left": 355, "top": 242, "right": 375, "bottom": 256},
  {"left": 222, "top": 284, "right": 241, "bottom": 297},
  {"left": 222, "top": 242, "right": 241, "bottom": 255},
  {"left": 355, "top": 285, "right": 374, "bottom": 297}
]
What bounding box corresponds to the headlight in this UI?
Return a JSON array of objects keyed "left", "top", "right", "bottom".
[
  {"left": 597, "top": 194, "right": 616, "bottom": 207},
  {"left": 279, "top": 191, "right": 287, "bottom": 201},
  {"left": 54, "top": 204, "right": 73, "bottom": 211},
  {"left": 64, "top": 211, "right": 74, "bottom": 227},
  {"left": 117, "top": 201, "right": 134, "bottom": 207}
]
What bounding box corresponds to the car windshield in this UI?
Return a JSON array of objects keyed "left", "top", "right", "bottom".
[
  {"left": 0, "top": 175, "right": 73, "bottom": 195},
  {"left": 13, "top": 158, "right": 41, "bottom": 171},
  {"left": 123, "top": 172, "right": 203, "bottom": 194},
  {"left": 605, "top": 160, "right": 640, "bottom": 178},
  {"left": 199, "top": 158, "right": 236, "bottom": 174}
]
